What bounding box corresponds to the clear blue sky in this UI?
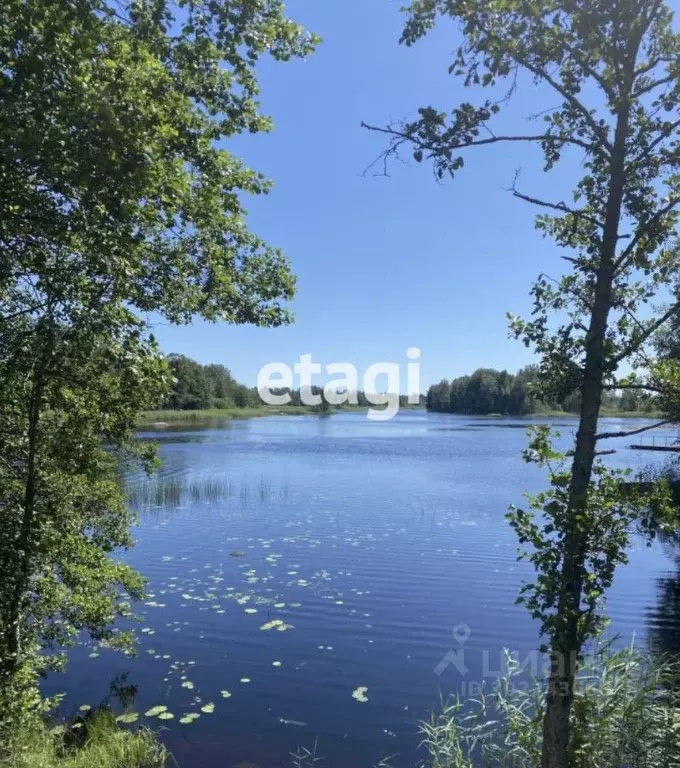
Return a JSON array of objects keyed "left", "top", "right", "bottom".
[{"left": 152, "top": 0, "right": 587, "bottom": 392}]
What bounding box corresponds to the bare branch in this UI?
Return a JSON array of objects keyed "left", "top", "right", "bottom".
[
  {"left": 610, "top": 303, "right": 680, "bottom": 367},
  {"left": 634, "top": 119, "right": 680, "bottom": 165},
  {"left": 614, "top": 197, "right": 680, "bottom": 272},
  {"left": 0, "top": 304, "right": 47, "bottom": 323},
  {"left": 558, "top": 39, "right": 616, "bottom": 102},
  {"left": 602, "top": 382, "right": 664, "bottom": 393},
  {"left": 360, "top": 122, "right": 596, "bottom": 154},
  {"left": 509, "top": 186, "right": 605, "bottom": 230},
  {"left": 517, "top": 59, "right": 613, "bottom": 155},
  {"left": 595, "top": 420, "right": 673, "bottom": 441},
  {"left": 633, "top": 73, "right": 676, "bottom": 98},
  {"left": 467, "top": 16, "right": 614, "bottom": 155}
]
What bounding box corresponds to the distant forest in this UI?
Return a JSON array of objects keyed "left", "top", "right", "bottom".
[
  {"left": 426, "top": 366, "right": 657, "bottom": 416},
  {"left": 161, "top": 355, "right": 426, "bottom": 411},
  {"left": 161, "top": 354, "right": 262, "bottom": 410}
]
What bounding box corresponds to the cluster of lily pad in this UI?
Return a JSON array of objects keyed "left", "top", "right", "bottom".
[{"left": 76, "top": 523, "right": 385, "bottom": 731}]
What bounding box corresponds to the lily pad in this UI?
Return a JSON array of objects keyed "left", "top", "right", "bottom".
[
  {"left": 220, "top": 690, "right": 232, "bottom": 698},
  {"left": 352, "top": 686, "right": 369, "bottom": 703},
  {"left": 115, "top": 712, "right": 140, "bottom": 725},
  {"left": 144, "top": 705, "right": 168, "bottom": 717},
  {"left": 157, "top": 712, "right": 174, "bottom": 720},
  {"left": 179, "top": 713, "right": 201, "bottom": 725},
  {"left": 200, "top": 703, "right": 215, "bottom": 714},
  {"left": 259, "top": 619, "right": 282, "bottom": 631}
]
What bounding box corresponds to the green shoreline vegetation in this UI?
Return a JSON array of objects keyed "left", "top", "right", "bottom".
[
  {"left": 427, "top": 366, "right": 660, "bottom": 418},
  {"left": 3, "top": 711, "right": 167, "bottom": 768},
  {"left": 138, "top": 355, "right": 660, "bottom": 427},
  {"left": 138, "top": 405, "right": 321, "bottom": 425},
  {"left": 137, "top": 353, "right": 427, "bottom": 426},
  {"left": 139, "top": 405, "right": 659, "bottom": 427}
]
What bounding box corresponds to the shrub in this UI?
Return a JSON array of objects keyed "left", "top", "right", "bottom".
[
  {"left": 1, "top": 710, "right": 168, "bottom": 768},
  {"left": 419, "top": 645, "right": 680, "bottom": 768}
]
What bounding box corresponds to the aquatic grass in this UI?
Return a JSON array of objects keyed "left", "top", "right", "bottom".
[
  {"left": 291, "top": 742, "right": 393, "bottom": 768},
  {"left": 291, "top": 740, "right": 322, "bottom": 768},
  {"left": 417, "top": 645, "right": 680, "bottom": 768},
  {"left": 1, "top": 710, "right": 167, "bottom": 768},
  {"left": 126, "top": 477, "right": 234, "bottom": 508},
  {"left": 125, "top": 476, "right": 288, "bottom": 510},
  {"left": 138, "top": 406, "right": 321, "bottom": 426}
]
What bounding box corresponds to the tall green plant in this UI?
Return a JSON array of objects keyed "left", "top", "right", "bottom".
[
  {"left": 418, "top": 646, "right": 680, "bottom": 768},
  {"left": 366, "top": 2, "right": 680, "bottom": 765},
  {"left": 0, "top": 0, "right": 317, "bottom": 729}
]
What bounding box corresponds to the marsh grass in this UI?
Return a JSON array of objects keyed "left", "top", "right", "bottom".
[
  {"left": 138, "top": 406, "right": 320, "bottom": 425},
  {"left": 291, "top": 741, "right": 394, "bottom": 768},
  {"left": 1, "top": 710, "right": 167, "bottom": 768},
  {"left": 291, "top": 740, "right": 323, "bottom": 768},
  {"left": 126, "top": 476, "right": 289, "bottom": 509},
  {"left": 418, "top": 645, "right": 680, "bottom": 768}
]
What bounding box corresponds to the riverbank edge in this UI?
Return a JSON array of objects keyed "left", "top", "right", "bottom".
[
  {"left": 464, "top": 409, "right": 662, "bottom": 419},
  {"left": 138, "top": 406, "right": 321, "bottom": 425},
  {"left": 139, "top": 406, "right": 661, "bottom": 426}
]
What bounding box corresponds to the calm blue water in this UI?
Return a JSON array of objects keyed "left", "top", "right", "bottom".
[{"left": 44, "top": 412, "right": 680, "bottom": 767}]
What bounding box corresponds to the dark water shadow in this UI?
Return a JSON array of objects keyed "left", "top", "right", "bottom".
[
  {"left": 428, "top": 427, "right": 484, "bottom": 432},
  {"left": 465, "top": 422, "right": 574, "bottom": 429}
]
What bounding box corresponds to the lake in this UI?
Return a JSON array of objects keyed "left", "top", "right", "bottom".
[{"left": 44, "top": 411, "right": 680, "bottom": 768}]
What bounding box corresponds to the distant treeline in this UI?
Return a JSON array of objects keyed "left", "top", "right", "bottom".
[
  {"left": 427, "top": 366, "right": 657, "bottom": 415},
  {"left": 162, "top": 354, "right": 261, "bottom": 410},
  {"left": 268, "top": 388, "right": 426, "bottom": 411},
  {"left": 161, "top": 355, "right": 426, "bottom": 411}
]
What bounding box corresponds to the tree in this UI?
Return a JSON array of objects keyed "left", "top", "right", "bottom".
[
  {"left": 656, "top": 286, "right": 680, "bottom": 361},
  {"left": 427, "top": 379, "right": 452, "bottom": 411},
  {"left": 164, "top": 355, "right": 212, "bottom": 410},
  {"left": 366, "top": 2, "right": 680, "bottom": 766},
  {"left": 0, "top": 0, "right": 317, "bottom": 730},
  {"left": 160, "top": 355, "right": 256, "bottom": 410},
  {"left": 464, "top": 369, "right": 494, "bottom": 414},
  {"left": 449, "top": 375, "right": 470, "bottom": 412}
]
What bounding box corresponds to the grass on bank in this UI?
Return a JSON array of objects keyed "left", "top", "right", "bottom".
[
  {"left": 1, "top": 711, "right": 168, "bottom": 768},
  {"left": 138, "top": 405, "right": 320, "bottom": 424},
  {"left": 139, "top": 406, "right": 662, "bottom": 426}
]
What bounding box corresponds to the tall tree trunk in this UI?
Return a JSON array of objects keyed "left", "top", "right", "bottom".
[
  {"left": 540, "top": 81, "right": 633, "bottom": 768},
  {"left": 1, "top": 325, "right": 51, "bottom": 686}
]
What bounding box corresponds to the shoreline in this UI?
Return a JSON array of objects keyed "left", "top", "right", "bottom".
[
  {"left": 138, "top": 406, "right": 663, "bottom": 427},
  {"left": 138, "top": 406, "right": 322, "bottom": 426}
]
